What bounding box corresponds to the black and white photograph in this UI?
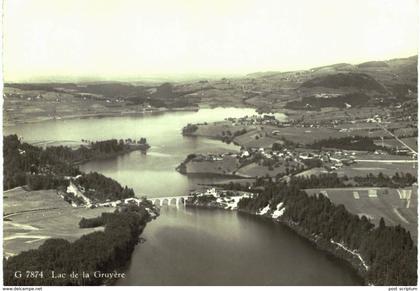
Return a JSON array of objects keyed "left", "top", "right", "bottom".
[{"left": 1, "top": 0, "right": 418, "bottom": 288}]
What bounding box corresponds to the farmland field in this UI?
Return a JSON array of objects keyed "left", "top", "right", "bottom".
[
  {"left": 233, "top": 130, "right": 280, "bottom": 148},
  {"left": 257, "top": 126, "right": 345, "bottom": 145},
  {"left": 305, "top": 186, "right": 418, "bottom": 240},
  {"left": 374, "top": 137, "right": 418, "bottom": 150},
  {"left": 185, "top": 156, "right": 240, "bottom": 175},
  {"left": 191, "top": 121, "right": 253, "bottom": 140},
  {"left": 236, "top": 162, "right": 287, "bottom": 177},
  {"left": 338, "top": 161, "right": 417, "bottom": 177},
  {"left": 295, "top": 167, "right": 329, "bottom": 178},
  {"left": 3, "top": 187, "right": 115, "bottom": 257}
]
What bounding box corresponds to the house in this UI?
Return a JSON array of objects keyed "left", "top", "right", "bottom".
[
  {"left": 205, "top": 188, "right": 218, "bottom": 197},
  {"left": 67, "top": 180, "right": 92, "bottom": 207},
  {"left": 240, "top": 150, "right": 250, "bottom": 158},
  {"left": 111, "top": 200, "right": 122, "bottom": 207},
  {"left": 299, "top": 154, "right": 312, "bottom": 160}
]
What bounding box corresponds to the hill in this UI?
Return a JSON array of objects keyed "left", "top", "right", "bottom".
[
  {"left": 357, "top": 61, "right": 389, "bottom": 68},
  {"left": 3, "top": 55, "right": 417, "bottom": 118},
  {"left": 300, "top": 73, "right": 387, "bottom": 93}
]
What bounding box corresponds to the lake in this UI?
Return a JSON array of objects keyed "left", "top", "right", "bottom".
[{"left": 4, "top": 107, "right": 362, "bottom": 285}]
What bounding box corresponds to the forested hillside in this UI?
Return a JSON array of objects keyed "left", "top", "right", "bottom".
[
  {"left": 3, "top": 135, "right": 136, "bottom": 201},
  {"left": 238, "top": 176, "right": 417, "bottom": 286},
  {"left": 4, "top": 203, "right": 152, "bottom": 285}
]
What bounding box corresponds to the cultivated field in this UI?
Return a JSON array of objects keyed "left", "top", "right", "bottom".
[
  {"left": 338, "top": 161, "right": 418, "bottom": 177},
  {"left": 233, "top": 130, "right": 280, "bottom": 148},
  {"left": 3, "top": 187, "right": 114, "bottom": 257},
  {"left": 374, "top": 137, "right": 418, "bottom": 150},
  {"left": 295, "top": 167, "right": 329, "bottom": 178},
  {"left": 236, "top": 162, "right": 286, "bottom": 177},
  {"left": 255, "top": 126, "right": 345, "bottom": 145},
  {"left": 185, "top": 156, "right": 240, "bottom": 176},
  {"left": 305, "top": 186, "right": 418, "bottom": 240}
]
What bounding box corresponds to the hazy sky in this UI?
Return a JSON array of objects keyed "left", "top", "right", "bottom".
[{"left": 3, "top": 0, "right": 418, "bottom": 82}]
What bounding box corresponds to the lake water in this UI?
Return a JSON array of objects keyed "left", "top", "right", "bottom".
[
  {"left": 4, "top": 107, "right": 362, "bottom": 285},
  {"left": 117, "top": 207, "right": 362, "bottom": 286},
  {"left": 5, "top": 108, "right": 257, "bottom": 196}
]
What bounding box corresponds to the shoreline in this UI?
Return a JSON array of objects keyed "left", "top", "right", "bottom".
[
  {"left": 178, "top": 171, "right": 251, "bottom": 179},
  {"left": 274, "top": 214, "right": 368, "bottom": 282},
  {"left": 185, "top": 202, "right": 368, "bottom": 285},
  {"left": 73, "top": 144, "right": 150, "bottom": 166},
  {"left": 4, "top": 106, "right": 200, "bottom": 127},
  {"left": 256, "top": 211, "right": 368, "bottom": 284}
]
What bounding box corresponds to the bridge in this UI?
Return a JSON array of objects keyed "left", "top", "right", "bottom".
[{"left": 148, "top": 196, "right": 190, "bottom": 207}]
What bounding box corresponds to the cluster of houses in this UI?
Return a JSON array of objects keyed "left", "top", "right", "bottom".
[
  {"left": 191, "top": 153, "right": 235, "bottom": 162},
  {"left": 291, "top": 117, "right": 350, "bottom": 128},
  {"left": 64, "top": 179, "right": 93, "bottom": 208},
  {"left": 315, "top": 151, "right": 356, "bottom": 170},
  {"left": 314, "top": 93, "right": 341, "bottom": 99},
  {"left": 63, "top": 178, "right": 138, "bottom": 208},
  {"left": 191, "top": 187, "right": 219, "bottom": 197},
  {"left": 4, "top": 92, "right": 44, "bottom": 101},
  {"left": 366, "top": 115, "right": 383, "bottom": 123},
  {"left": 226, "top": 114, "right": 281, "bottom": 127},
  {"left": 96, "top": 197, "right": 140, "bottom": 208},
  {"left": 190, "top": 187, "right": 255, "bottom": 200},
  {"left": 239, "top": 147, "right": 288, "bottom": 160},
  {"left": 191, "top": 145, "right": 358, "bottom": 174},
  {"left": 237, "top": 147, "right": 356, "bottom": 171}
]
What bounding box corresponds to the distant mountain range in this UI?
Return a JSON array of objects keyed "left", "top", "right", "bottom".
[{"left": 4, "top": 55, "right": 417, "bottom": 112}]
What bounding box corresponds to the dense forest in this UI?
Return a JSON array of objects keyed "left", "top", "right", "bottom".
[
  {"left": 354, "top": 172, "right": 417, "bottom": 188},
  {"left": 35, "top": 138, "right": 149, "bottom": 165},
  {"left": 182, "top": 124, "right": 199, "bottom": 135},
  {"left": 254, "top": 172, "right": 416, "bottom": 189},
  {"left": 4, "top": 203, "right": 151, "bottom": 286},
  {"left": 4, "top": 135, "right": 136, "bottom": 202},
  {"left": 3, "top": 135, "right": 79, "bottom": 190},
  {"left": 216, "top": 172, "right": 416, "bottom": 194},
  {"left": 78, "top": 172, "right": 134, "bottom": 202},
  {"left": 237, "top": 175, "right": 417, "bottom": 286}
]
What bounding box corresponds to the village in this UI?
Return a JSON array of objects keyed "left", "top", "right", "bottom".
[
  {"left": 177, "top": 142, "right": 397, "bottom": 179},
  {"left": 179, "top": 97, "right": 417, "bottom": 180},
  {"left": 187, "top": 187, "right": 255, "bottom": 211}
]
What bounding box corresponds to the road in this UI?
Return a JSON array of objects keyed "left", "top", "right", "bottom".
[
  {"left": 375, "top": 121, "right": 418, "bottom": 155},
  {"left": 355, "top": 159, "right": 417, "bottom": 163}
]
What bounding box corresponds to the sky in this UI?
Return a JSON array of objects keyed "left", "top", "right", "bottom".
[{"left": 2, "top": 0, "right": 419, "bottom": 82}]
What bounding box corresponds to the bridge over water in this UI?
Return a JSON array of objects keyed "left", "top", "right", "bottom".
[{"left": 148, "top": 196, "right": 190, "bottom": 207}]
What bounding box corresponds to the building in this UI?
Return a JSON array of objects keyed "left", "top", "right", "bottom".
[{"left": 67, "top": 180, "right": 92, "bottom": 207}]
